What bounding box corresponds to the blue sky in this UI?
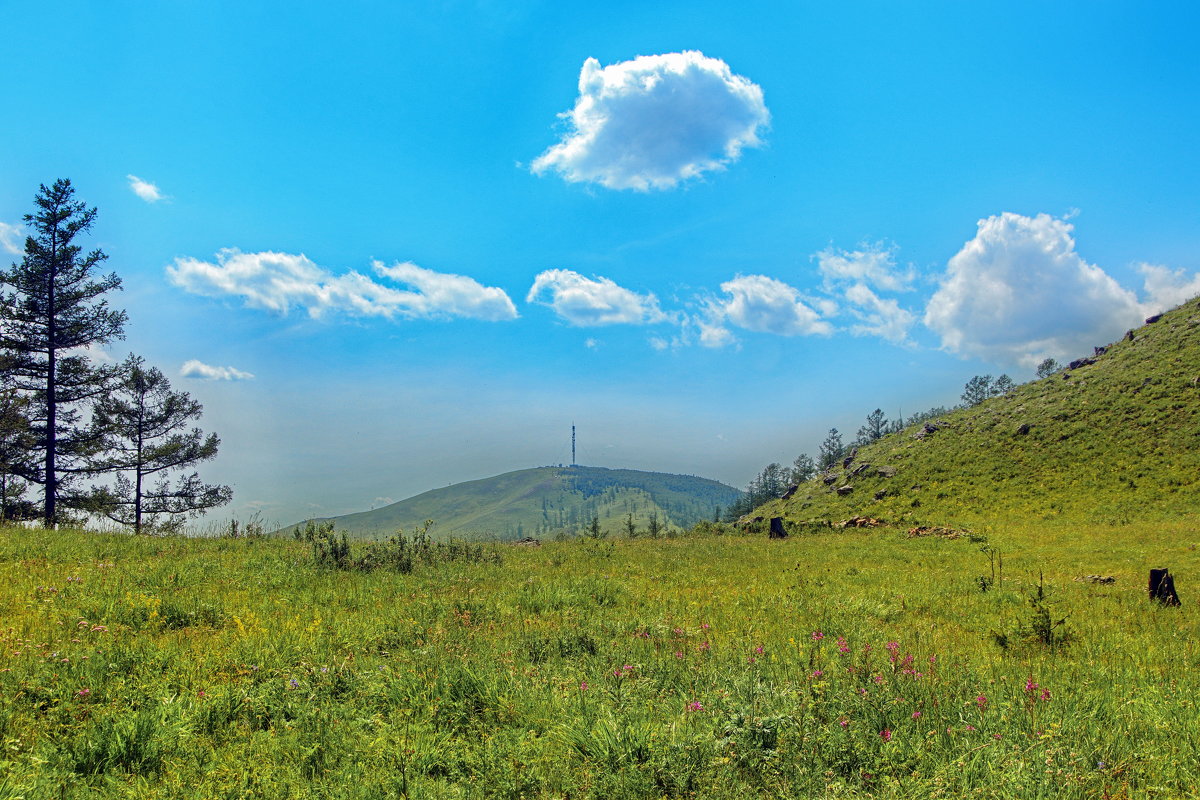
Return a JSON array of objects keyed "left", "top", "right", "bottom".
[{"left": 2, "top": 1, "right": 1198, "bottom": 527}]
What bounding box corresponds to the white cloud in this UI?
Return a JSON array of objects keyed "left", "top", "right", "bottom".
[
  {"left": 127, "top": 174, "right": 166, "bottom": 203},
  {"left": 842, "top": 283, "right": 915, "bottom": 343},
  {"left": 0, "top": 222, "right": 23, "bottom": 254},
  {"left": 1139, "top": 263, "right": 1200, "bottom": 313},
  {"left": 527, "top": 269, "right": 667, "bottom": 326},
  {"left": 532, "top": 51, "right": 769, "bottom": 191},
  {"left": 181, "top": 360, "right": 255, "bottom": 381},
  {"left": 699, "top": 274, "right": 832, "bottom": 347},
  {"left": 166, "top": 249, "right": 518, "bottom": 322},
  {"left": 924, "top": 212, "right": 1142, "bottom": 366},
  {"left": 816, "top": 243, "right": 914, "bottom": 292},
  {"left": 584, "top": 337, "right": 598, "bottom": 349}
]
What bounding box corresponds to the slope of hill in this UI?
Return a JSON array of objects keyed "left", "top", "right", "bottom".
[
  {"left": 281, "top": 465, "right": 743, "bottom": 540},
  {"left": 763, "top": 296, "right": 1200, "bottom": 528}
]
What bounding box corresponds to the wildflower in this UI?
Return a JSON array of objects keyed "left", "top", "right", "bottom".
[
  {"left": 975, "top": 694, "right": 988, "bottom": 710},
  {"left": 912, "top": 711, "right": 922, "bottom": 720},
  {"left": 928, "top": 654, "right": 937, "bottom": 664},
  {"left": 672, "top": 627, "right": 684, "bottom": 636},
  {"left": 964, "top": 724, "right": 977, "bottom": 732},
  {"left": 879, "top": 729, "right": 892, "bottom": 742},
  {"left": 635, "top": 631, "right": 650, "bottom": 639},
  {"left": 580, "top": 681, "right": 588, "bottom": 691},
  {"left": 873, "top": 674, "right": 884, "bottom": 684},
  {"left": 885, "top": 641, "right": 900, "bottom": 653},
  {"left": 857, "top": 688, "right": 868, "bottom": 697},
  {"left": 613, "top": 669, "right": 622, "bottom": 677},
  {"left": 754, "top": 645, "right": 764, "bottom": 654},
  {"left": 701, "top": 623, "right": 711, "bottom": 630},
  {"left": 622, "top": 664, "right": 633, "bottom": 671},
  {"left": 699, "top": 640, "right": 710, "bottom": 651},
  {"left": 748, "top": 657, "right": 756, "bottom": 664},
  {"left": 674, "top": 651, "right": 684, "bottom": 659},
  {"left": 1040, "top": 688, "right": 1051, "bottom": 702},
  {"left": 810, "top": 670, "right": 823, "bottom": 679},
  {"left": 288, "top": 678, "right": 299, "bottom": 689},
  {"left": 75, "top": 688, "right": 91, "bottom": 698},
  {"left": 839, "top": 718, "right": 849, "bottom": 728},
  {"left": 811, "top": 630, "right": 825, "bottom": 641},
  {"left": 992, "top": 733, "right": 1003, "bottom": 740},
  {"left": 1025, "top": 679, "right": 1039, "bottom": 693},
  {"left": 686, "top": 701, "right": 703, "bottom": 712}
]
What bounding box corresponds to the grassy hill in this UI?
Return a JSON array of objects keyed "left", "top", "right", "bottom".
[
  {"left": 280, "top": 465, "right": 743, "bottom": 540},
  {"left": 761, "top": 296, "right": 1200, "bottom": 529}
]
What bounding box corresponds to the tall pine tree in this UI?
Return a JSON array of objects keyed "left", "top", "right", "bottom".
[{"left": 0, "top": 180, "right": 126, "bottom": 526}]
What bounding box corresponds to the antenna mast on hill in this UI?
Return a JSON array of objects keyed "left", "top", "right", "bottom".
[{"left": 571, "top": 424, "right": 576, "bottom": 466}]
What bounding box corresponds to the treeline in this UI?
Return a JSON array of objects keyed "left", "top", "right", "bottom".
[
  {"left": 725, "top": 366, "right": 1058, "bottom": 520},
  {"left": 0, "top": 180, "right": 230, "bottom": 532}
]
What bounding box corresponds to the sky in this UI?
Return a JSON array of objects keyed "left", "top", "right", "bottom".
[{"left": 2, "top": 1, "right": 1198, "bottom": 528}]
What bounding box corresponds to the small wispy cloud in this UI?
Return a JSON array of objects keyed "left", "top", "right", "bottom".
[
  {"left": 0, "top": 222, "right": 23, "bottom": 254},
  {"left": 181, "top": 359, "right": 255, "bottom": 381},
  {"left": 167, "top": 249, "right": 518, "bottom": 322},
  {"left": 127, "top": 174, "right": 167, "bottom": 203},
  {"left": 532, "top": 51, "right": 769, "bottom": 191}
]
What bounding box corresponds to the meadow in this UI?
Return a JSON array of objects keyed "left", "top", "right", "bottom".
[{"left": 0, "top": 520, "right": 1197, "bottom": 799}]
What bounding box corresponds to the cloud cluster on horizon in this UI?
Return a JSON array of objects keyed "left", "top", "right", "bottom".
[
  {"left": 532, "top": 51, "right": 769, "bottom": 191},
  {"left": 165, "top": 213, "right": 1200, "bottom": 369},
  {"left": 167, "top": 249, "right": 518, "bottom": 322},
  {"left": 181, "top": 359, "right": 254, "bottom": 381}
]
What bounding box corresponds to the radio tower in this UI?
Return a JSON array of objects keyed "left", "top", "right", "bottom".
[{"left": 571, "top": 424, "right": 576, "bottom": 467}]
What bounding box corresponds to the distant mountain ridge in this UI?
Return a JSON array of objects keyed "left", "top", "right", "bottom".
[
  {"left": 761, "top": 296, "right": 1200, "bottom": 528},
  {"left": 279, "top": 465, "right": 743, "bottom": 540}
]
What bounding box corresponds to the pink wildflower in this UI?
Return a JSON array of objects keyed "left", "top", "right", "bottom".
[
  {"left": 754, "top": 645, "right": 764, "bottom": 654},
  {"left": 811, "top": 630, "right": 825, "bottom": 641},
  {"left": 810, "top": 670, "right": 823, "bottom": 679},
  {"left": 912, "top": 711, "right": 922, "bottom": 719},
  {"left": 839, "top": 717, "right": 849, "bottom": 728},
  {"left": 1040, "top": 689, "right": 1051, "bottom": 702},
  {"left": 686, "top": 701, "right": 703, "bottom": 712},
  {"left": 879, "top": 729, "right": 892, "bottom": 742},
  {"left": 580, "top": 681, "right": 588, "bottom": 691},
  {"left": 674, "top": 651, "right": 684, "bottom": 659},
  {"left": 75, "top": 688, "right": 91, "bottom": 698},
  {"left": 975, "top": 694, "right": 988, "bottom": 709}
]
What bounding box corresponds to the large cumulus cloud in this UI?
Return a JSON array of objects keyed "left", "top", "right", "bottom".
[
  {"left": 924, "top": 213, "right": 1142, "bottom": 366},
  {"left": 532, "top": 51, "right": 769, "bottom": 191}
]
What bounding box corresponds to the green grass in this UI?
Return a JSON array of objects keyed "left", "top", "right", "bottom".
[
  {"left": 1, "top": 520, "right": 1197, "bottom": 798},
  {"left": 765, "top": 296, "right": 1200, "bottom": 529}
]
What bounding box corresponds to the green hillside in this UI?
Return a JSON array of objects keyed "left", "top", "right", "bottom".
[
  {"left": 762, "top": 295, "right": 1200, "bottom": 529},
  {"left": 281, "top": 465, "right": 743, "bottom": 540}
]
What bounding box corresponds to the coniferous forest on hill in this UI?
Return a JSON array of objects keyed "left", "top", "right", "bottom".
[{"left": 2, "top": 183, "right": 1200, "bottom": 798}]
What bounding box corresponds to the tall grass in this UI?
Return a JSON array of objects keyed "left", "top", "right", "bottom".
[{"left": 0, "top": 520, "right": 1196, "bottom": 798}]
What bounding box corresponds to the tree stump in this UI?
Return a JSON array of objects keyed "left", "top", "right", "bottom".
[
  {"left": 1149, "top": 568, "right": 1181, "bottom": 606},
  {"left": 769, "top": 517, "right": 788, "bottom": 539}
]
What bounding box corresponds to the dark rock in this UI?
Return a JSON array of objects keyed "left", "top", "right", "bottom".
[
  {"left": 1145, "top": 313, "right": 1163, "bottom": 324},
  {"left": 1094, "top": 345, "right": 1108, "bottom": 356},
  {"left": 737, "top": 514, "right": 764, "bottom": 527},
  {"left": 781, "top": 484, "right": 799, "bottom": 500},
  {"left": 1016, "top": 423, "right": 1031, "bottom": 436},
  {"left": 822, "top": 473, "right": 839, "bottom": 486},
  {"left": 1067, "top": 357, "right": 1096, "bottom": 370},
  {"left": 875, "top": 465, "right": 897, "bottom": 478},
  {"left": 850, "top": 462, "right": 871, "bottom": 477},
  {"left": 768, "top": 517, "right": 788, "bottom": 539},
  {"left": 873, "top": 490, "right": 888, "bottom": 501},
  {"left": 513, "top": 537, "right": 541, "bottom": 547},
  {"left": 1125, "top": 329, "right": 1135, "bottom": 341},
  {"left": 1074, "top": 575, "right": 1116, "bottom": 584},
  {"left": 835, "top": 485, "right": 853, "bottom": 496},
  {"left": 842, "top": 449, "right": 858, "bottom": 469}
]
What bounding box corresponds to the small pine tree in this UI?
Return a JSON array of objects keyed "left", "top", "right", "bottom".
[
  {"left": 817, "top": 428, "right": 844, "bottom": 470},
  {"left": 647, "top": 512, "right": 662, "bottom": 538},
  {"left": 87, "top": 355, "right": 231, "bottom": 533},
  {"left": 961, "top": 375, "right": 994, "bottom": 407},
  {"left": 855, "top": 408, "right": 888, "bottom": 446},
  {"left": 991, "top": 374, "right": 1016, "bottom": 396},
  {"left": 1035, "top": 358, "right": 1060, "bottom": 379},
  {"left": 789, "top": 453, "right": 816, "bottom": 484}
]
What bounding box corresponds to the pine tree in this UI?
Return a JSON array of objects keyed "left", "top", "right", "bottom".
[
  {"left": 0, "top": 180, "right": 127, "bottom": 526},
  {"left": 1036, "top": 358, "right": 1060, "bottom": 379},
  {"left": 961, "top": 375, "right": 994, "bottom": 407},
  {"left": 87, "top": 355, "right": 231, "bottom": 534},
  {"left": 855, "top": 408, "right": 888, "bottom": 446},
  {"left": 789, "top": 453, "right": 816, "bottom": 484},
  {"left": 817, "top": 428, "right": 844, "bottom": 470},
  {"left": 0, "top": 385, "right": 36, "bottom": 520}
]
